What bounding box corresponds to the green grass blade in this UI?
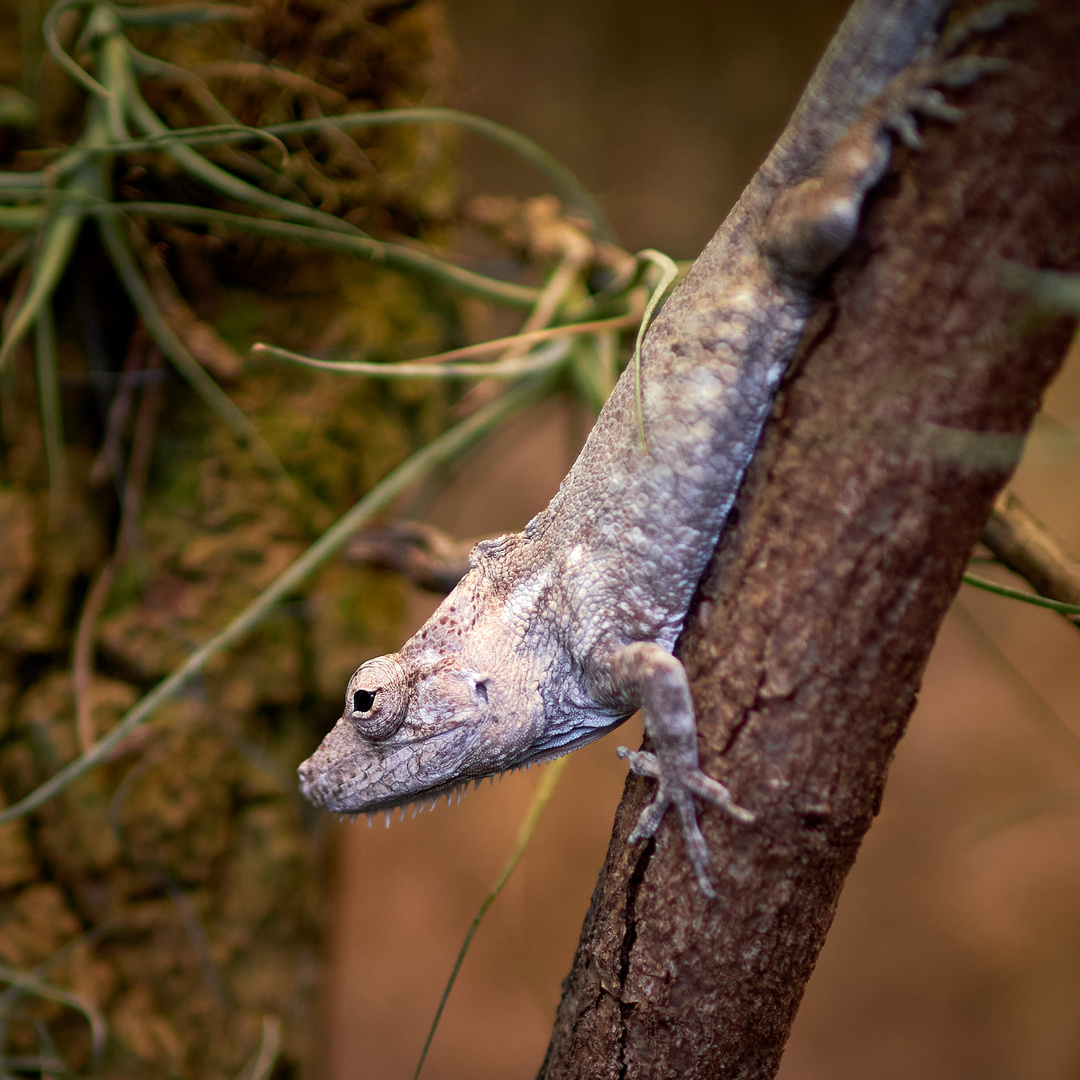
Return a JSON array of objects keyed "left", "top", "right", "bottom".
[
  {"left": 0, "top": 377, "right": 547, "bottom": 826},
  {"left": 251, "top": 338, "right": 572, "bottom": 379},
  {"left": 1000, "top": 263, "right": 1080, "bottom": 316},
  {"left": 96, "top": 212, "right": 296, "bottom": 490},
  {"left": 34, "top": 301, "right": 66, "bottom": 527},
  {"left": 0, "top": 205, "right": 44, "bottom": 229},
  {"left": 962, "top": 571, "right": 1080, "bottom": 616},
  {"left": 412, "top": 756, "right": 568, "bottom": 1080},
  {"left": 0, "top": 146, "right": 91, "bottom": 196},
  {"left": 0, "top": 199, "right": 84, "bottom": 371},
  {"left": 96, "top": 201, "right": 541, "bottom": 307}
]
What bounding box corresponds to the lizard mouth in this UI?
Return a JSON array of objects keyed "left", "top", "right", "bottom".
[
  {"left": 298, "top": 711, "right": 627, "bottom": 817},
  {"left": 318, "top": 775, "right": 489, "bottom": 820},
  {"left": 297, "top": 724, "right": 486, "bottom": 815},
  {"left": 299, "top": 733, "right": 594, "bottom": 819}
]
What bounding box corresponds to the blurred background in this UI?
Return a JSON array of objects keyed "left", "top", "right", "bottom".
[{"left": 0, "top": 0, "right": 1076, "bottom": 1078}]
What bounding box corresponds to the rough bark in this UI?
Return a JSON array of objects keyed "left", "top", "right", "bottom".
[{"left": 540, "top": 3, "right": 1080, "bottom": 1078}]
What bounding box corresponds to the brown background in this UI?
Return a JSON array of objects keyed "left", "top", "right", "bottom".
[{"left": 322, "top": 3, "right": 1080, "bottom": 1078}]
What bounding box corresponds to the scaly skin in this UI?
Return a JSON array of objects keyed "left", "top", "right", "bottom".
[{"left": 299, "top": 0, "right": 1013, "bottom": 896}]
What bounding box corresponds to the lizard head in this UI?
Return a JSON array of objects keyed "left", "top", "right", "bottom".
[{"left": 297, "top": 628, "right": 547, "bottom": 816}]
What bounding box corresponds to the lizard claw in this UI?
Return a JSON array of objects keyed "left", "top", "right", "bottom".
[
  {"left": 617, "top": 745, "right": 753, "bottom": 897},
  {"left": 889, "top": 112, "right": 924, "bottom": 151},
  {"left": 931, "top": 54, "right": 1011, "bottom": 88},
  {"left": 940, "top": 0, "right": 1033, "bottom": 55},
  {"left": 905, "top": 88, "right": 964, "bottom": 124},
  {"left": 616, "top": 745, "right": 661, "bottom": 779},
  {"left": 880, "top": 3, "right": 1023, "bottom": 153}
]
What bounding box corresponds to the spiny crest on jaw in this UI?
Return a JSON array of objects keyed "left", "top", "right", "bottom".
[
  {"left": 341, "top": 781, "right": 485, "bottom": 829},
  {"left": 337, "top": 772, "right": 520, "bottom": 831}
]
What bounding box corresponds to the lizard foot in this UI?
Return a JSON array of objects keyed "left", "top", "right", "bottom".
[
  {"left": 762, "top": 3, "right": 1021, "bottom": 284},
  {"left": 617, "top": 744, "right": 755, "bottom": 898},
  {"left": 884, "top": 0, "right": 1029, "bottom": 149}
]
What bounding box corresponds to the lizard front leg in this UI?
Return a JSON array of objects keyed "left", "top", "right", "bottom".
[{"left": 595, "top": 643, "right": 754, "bottom": 897}]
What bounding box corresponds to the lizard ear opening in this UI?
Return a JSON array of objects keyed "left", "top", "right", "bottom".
[{"left": 346, "top": 655, "right": 408, "bottom": 739}]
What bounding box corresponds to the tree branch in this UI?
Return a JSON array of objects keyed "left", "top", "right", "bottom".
[{"left": 540, "top": 3, "right": 1080, "bottom": 1077}]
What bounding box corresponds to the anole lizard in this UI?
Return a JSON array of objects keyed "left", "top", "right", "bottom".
[{"left": 299, "top": 0, "right": 1013, "bottom": 896}]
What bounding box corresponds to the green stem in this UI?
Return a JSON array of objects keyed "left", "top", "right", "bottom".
[
  {"left": 270, "top": 109, "right": 614, "bottom": 239},
  {"left": 962, "top": 571, "right": 1080, "bottom": 617},
  {"left": 0, "top": 205, "right": 44, "bottom": 228},
  {"left": 0, "top": 195, "right": 85, "bottom": 371},
  {"left": 42, "top": 0, "right": 110, "bottom": 99},
  {"left": 0, "top": 379, "right": 547, "bottom": 825},
  {"left": 0, "top": 237, "right": 30, "bottom": 281},
  {"left": 123, "top": 63, "right": 373, "bottom": 238},
  {"left": 413, "top": 756, "right": 568, "bottom": 1080},
  {"left": 96, "top": 201, "right": 541, "bottom": 307},
  {"left": 251, "top": 338, "right": 572, "bottom": 379},
  {"left": 107, "top": 106, "right": 612, "bottom": 239},
  {"left": 114, "top": 2, "right": 251, "bottom": 27}
]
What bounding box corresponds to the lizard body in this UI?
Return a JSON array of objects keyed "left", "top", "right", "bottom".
[{"left": 300, "top": 0, "right": 1006, "bottom": 895}]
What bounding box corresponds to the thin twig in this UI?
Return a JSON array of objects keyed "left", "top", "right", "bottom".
[
  {"left": 253, "top": 338, "right": 573, "bottom": 380},
  {"left": 394, "top": 311, "right": 639, "bottom": 366},
  {"left": 978, "top": 489, "right": 1080, "bottom": 628},
  {"left": 122, "top": 344, "right": 163, "bottom": 557},
  {"left": 455, "top": 224, "right": 592, "bottom": 414}
]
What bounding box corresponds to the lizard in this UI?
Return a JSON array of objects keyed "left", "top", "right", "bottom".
[{"left": 298, "top": 0, "right": 1015, "bottom": 897}]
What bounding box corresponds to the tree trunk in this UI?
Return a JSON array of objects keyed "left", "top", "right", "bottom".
[{"left": 540, "top": 2, "right": 1080, "bottom": 1077}]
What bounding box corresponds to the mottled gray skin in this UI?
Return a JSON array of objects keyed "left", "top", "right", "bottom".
[{"left": 301, "top": 0, "right": 998, "bottom": 895}]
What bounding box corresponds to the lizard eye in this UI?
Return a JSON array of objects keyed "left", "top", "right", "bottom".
[{"left": 345, "top": 655, "right": 407, "bottom": 739}]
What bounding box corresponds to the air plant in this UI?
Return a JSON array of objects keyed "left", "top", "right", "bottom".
[{"left": 0, "top": 0, "right": 663, "bottom": 531}]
